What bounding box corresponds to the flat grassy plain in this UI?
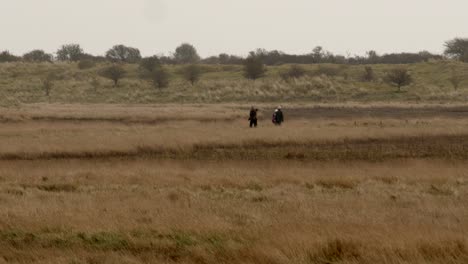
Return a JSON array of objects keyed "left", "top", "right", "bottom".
[{"left": 1, "top": 104, "right": 468, "bottom": 263}]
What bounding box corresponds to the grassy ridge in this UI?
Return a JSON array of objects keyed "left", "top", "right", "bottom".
[{"left": 1, "top": 60, "right": 468, "bottom": 105}]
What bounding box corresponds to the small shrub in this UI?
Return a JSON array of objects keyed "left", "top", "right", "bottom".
[
  {"left": 362, "top": 66, "right": 375, "bottom": 82},
  {"left": 385, "top": 68, "right": 413, "bottom": 91},
  {"left": 243, "top": 52, "right": 266, "bottom": 80},
  {"left": 181, "top": 64, "right": 202, "bottom": 85},
  {"left": 139, "top": 56, "right": 160, "bottom": 72},
  {"left": 151, "top": 66, "right": 170, "bottom": 89},
  {"left": 100, "top": 64, "right": 126, "bottom": 87}
]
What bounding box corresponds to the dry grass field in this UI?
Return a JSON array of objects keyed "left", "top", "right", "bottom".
[{"left": 1, "top": 103, "right": 468, "bottom": 263}]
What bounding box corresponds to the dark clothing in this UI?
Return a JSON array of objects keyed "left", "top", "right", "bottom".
[
  {"left": 275, "top": 110, "right": 284, "bottom": 125},
  {"left": 250, "top": 118, "right": 257, "bottom": 127},
  {"left": 249, "top": 109, "right": 258, "bottom": 127}
]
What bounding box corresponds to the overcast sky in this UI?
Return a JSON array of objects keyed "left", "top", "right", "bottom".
[{"left": 2, "top": 0, "right": 468, "bottom": 57}]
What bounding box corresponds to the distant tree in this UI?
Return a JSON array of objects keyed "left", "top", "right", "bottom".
[
  {"left": 100, "top": 65, "right": 126, "bottom": 87},
  {"left": 243, "top": 52, "right": 266, "bottom": 80},
  {"left": 23, "top": 50, "right": 53, "bottom": 62},
  {"left": 0, "top": 51, "right": 20, "bottom": 62},
  {"left": 385, "top": 68, "right": 413, "bottom": 91},
  {"left": 56, "top": 44, "right": 84, "bottom": 62},
  {"left": 150, "top": 66, "right": 170, "bottom": 89},
  {"left": 181, "top": 64, "right": 202, "bottom": 85},
  {"left": 366, "top": 50, "right": 379, "bottom": 64},
  {"left": 201, "top": 53, "right": 244, "bottom": 65},
  {"left": 280, "top": 64, "right": 306, "bottom": 81},
  {"left": 106, "top": 45, "right": 142, "bottom": 63},
  {"left": 362, "top": 66, "right": 375, "bottom": 82},
  {"left": 444, "top": 38, "right": 468, "bottom": 62},
  {"left": 174, "top": 43, "right": 200, "bottom": 64},
  {"left": 218, "top": 53, "right": 230, "bottom": 64},
  {"left": 311, "top": 46, "right": 325, "bottom": 63},
  {"left": 449, "top": 70, "right": 463, "bottom": 90},
  {"left": 139, "top": 56, "right": 161, "bottom": 72}
]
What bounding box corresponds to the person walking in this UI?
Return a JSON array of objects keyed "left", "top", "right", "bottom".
[
  {"left": 249, "top": 106, "right": 258, "bottom": 128},
  {"left": 274, "top": 106, "right": 284, "bottom": 125}
]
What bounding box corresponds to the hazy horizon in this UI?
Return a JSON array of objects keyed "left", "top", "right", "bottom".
[{"left": 2, "top": 0, "right": 468, "bottom": 57}]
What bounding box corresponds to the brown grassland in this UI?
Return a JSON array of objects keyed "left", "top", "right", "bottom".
[{"left": 1, "top": 103, "right": 468, "bottom": 263}]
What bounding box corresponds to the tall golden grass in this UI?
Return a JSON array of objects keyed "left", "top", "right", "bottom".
[{"left": 0, "top": 104, "right": 467, "bottom": 263}]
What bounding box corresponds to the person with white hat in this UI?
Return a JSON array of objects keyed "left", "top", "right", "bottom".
[{"left": 273, "top": 106, "right": 284, "bottom": 125}]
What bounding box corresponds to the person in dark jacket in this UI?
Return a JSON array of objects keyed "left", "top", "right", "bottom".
[
  {"left": 249, "top": 107, "right": 258, "bottom": 127},
  {"left": 274, "top": 106, "right": 284, "bottom": 125}
]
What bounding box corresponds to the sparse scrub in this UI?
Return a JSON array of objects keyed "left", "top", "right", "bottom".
[{"left": 1, "top": 61, "right": 468, "bottom": 103}]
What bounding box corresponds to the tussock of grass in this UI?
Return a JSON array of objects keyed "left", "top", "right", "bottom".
[
  {"left": 315, "top": 178, "right": 359, "bottom": 190},
  {"left": 427, "top": 184, "right": 454, "bottom": 196},
  {"left": 36, "top": 184, "right": 78, "bottom": 193},
  {"left": 417, "top": 240, "right": 468, "bottom": 261},
  {"left": 309, "top": 239, "right": 362, "bottom": 263}
]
